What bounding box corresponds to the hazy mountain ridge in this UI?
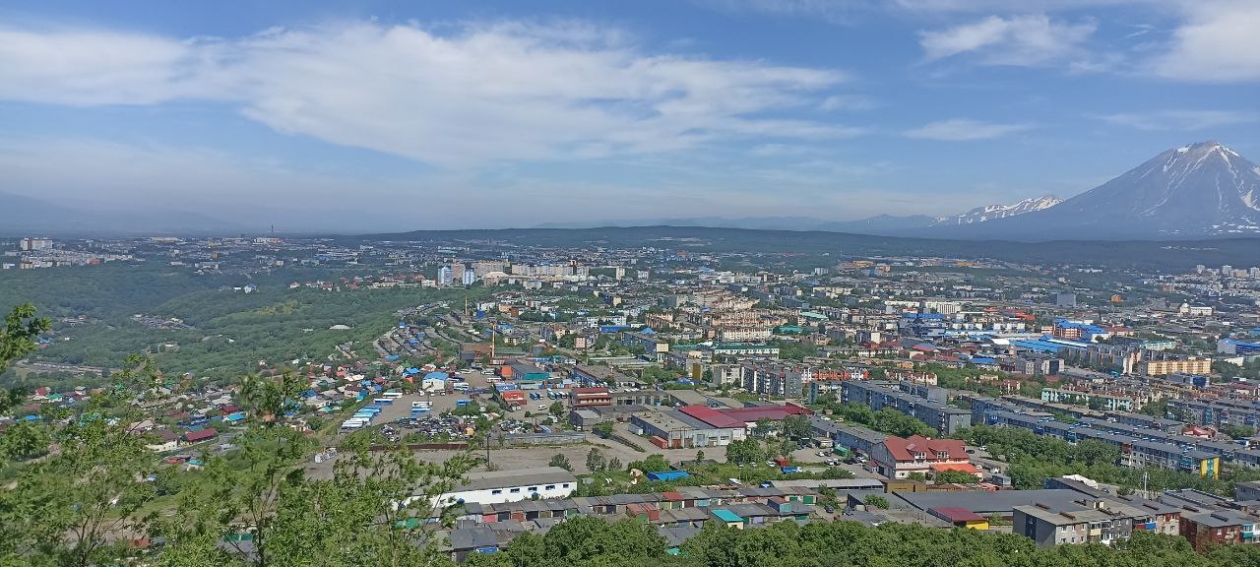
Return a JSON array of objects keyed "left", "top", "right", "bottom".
[
  {"left": 536, "top": 196, "right": 1062, "bottom": 233},
  {"left": 0, "top": 193, "right": 244, "bottom": 236}
]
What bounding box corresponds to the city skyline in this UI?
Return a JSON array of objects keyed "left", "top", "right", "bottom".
[{"left": 1, "top": 0, "right": 1257, "bottom": 231}]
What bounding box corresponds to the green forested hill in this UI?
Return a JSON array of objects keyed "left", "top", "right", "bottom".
[{"left": 0, "top": 264, "right": 487, "bottom": 382}]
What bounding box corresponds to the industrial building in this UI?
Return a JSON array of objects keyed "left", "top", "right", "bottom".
[{"left": 426, "top": 467, "right": 577, "bottom": 507}]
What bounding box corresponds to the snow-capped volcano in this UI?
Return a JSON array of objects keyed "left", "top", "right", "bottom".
[
  {"left": 1036, "top": 141, "right": 1260, "bottom": 235},
  {"left": 939, "top": 195, "right": 1063, "bottom": 225},
  {"left": 933, "top": 141, "right": 1260, "bottom": 239}
]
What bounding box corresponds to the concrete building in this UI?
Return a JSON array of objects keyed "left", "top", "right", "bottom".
[
  {"left": 1014, "top": 502, "right": 1133, "bottom": 547},
  {"left": 1040, "top": 388, "right": 1133, "bottom": 412},
  {"left": 841, "top": 380, "right": 972, "bottom": 435},
  {"left": 630, "top": 409, "right": 744, "bottom": 448},
  {"left": 569, "top": 387, "right": 613, "bottom": 409},
  {"left": 984, "top": 410, "right": 1222, "bottom": 478},
  {"left": 740, "top": 364, "right": 806, "bottom": 399},
  {"left": 1180, "top": 510, "right": 1260, "bottom": 552},
  {"left": 1140, "top": 356, "right": 1213, "bottom": 377},
  {"left": 809, "top": 416, "right": 887, "bottom": 458}
]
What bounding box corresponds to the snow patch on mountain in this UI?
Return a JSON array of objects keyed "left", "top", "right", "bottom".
[{"left": 937, "top": 195, "right": 1063, "bottom": 225}]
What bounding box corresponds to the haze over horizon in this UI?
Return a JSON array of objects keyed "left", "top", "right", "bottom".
[{"left": 2, "top": 0, "right": 1258, "bottom": 232}]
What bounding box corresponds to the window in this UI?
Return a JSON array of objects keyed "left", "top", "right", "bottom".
[
  {"left": 562, "top": 483, "right": 570, "bottom": 488},
  {"left": 545, "top": 485, "right": 556, "bottom": 490},
  {"left": 491, "top": 489, "right": 503, "bottom": 495},
  {"left": 510, "top": 488, "right": 521, "bottom": 493},
  {"left": 528, "top": 486, "right": 538, "bottom": 492}
]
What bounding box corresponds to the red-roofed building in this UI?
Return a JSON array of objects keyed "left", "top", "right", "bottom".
[
  {"left": 569, "top": 387, "right": 612, "bottom": 408},
  {"left": 929, "top": 462, "right": 983, "bottom": 478},
  {"left": 678, "top": 405, "right": 746, "bottom": 429},
  {"left": 929, "top": 507, "right": 990, "bottom": 529},
  {"left": 870, "top": 434, "right": 971, "bottom": 479},
  {"left": 499, "top": 391, "right": 527, "bottom": 408},
  {"left": 182, "top": 428, "right": 219, "bottom": 444},
  {"left": 719, "top": 404, "right": 812, "bottom": 426}
]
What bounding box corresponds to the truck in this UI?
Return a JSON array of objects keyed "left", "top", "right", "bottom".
[
  {"left": 773, "top": 457, "right": 790, "bottom": 468},
  {"left": 340, "top": 419, "right": 367, "bottom": 430},
  {"left": 781, "top": 466, "right": 802, "bottom": 474}
]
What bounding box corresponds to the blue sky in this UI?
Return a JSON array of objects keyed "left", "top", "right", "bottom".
[{"left": 1, "top": 0, "right": 1258, "bottom": 231}]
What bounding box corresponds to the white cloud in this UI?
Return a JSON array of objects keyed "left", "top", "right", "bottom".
[
  {"left": 919, "top": 14, "right": 1097, "bottom": 66},
  {"left": 904, "top": 119, "right": 1031, "bottom": 141},
  {"left": 894, "top": 0, "right": 1150, "bottom": 12},
  {"left": 0, "top": 21, "right": 857, "bottom": 166},
  {"left": 1092, "top": 109, "right": 1259, "bottom": 131},
  {"left": 820, "top": 94, "right": 877, "bottom": 111},
  {"left": 697, "top": 0, "right": 882, "bottom": 24},
  {"left": 1152, "top": 0, "right": 1260, "bottom": 82}
]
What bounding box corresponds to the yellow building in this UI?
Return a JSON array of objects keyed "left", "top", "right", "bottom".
[
  {"left": 930, "top": 507, "right": 991, "bottom": 530},
  {"left": 1140, "top": 357, "right": 1212, "bottom": 376}
]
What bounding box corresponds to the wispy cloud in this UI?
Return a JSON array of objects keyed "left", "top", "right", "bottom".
[
  {"left": 0, "top": 21, "right": 859, "bottom": 167},
  {"left": 696, "top": 0, "right": 881, "bottom": 25},
  {"left": 820, "top": 94, "right": 878, "bottom": 111},
  {"left": 919, "top": 14, "right": 1097, "bottom": 66},
  {"left": 1151, "top": 0, "right": 1260, "bottom": 82},
  {"left": 1091, "top": 109, "right": 1259, "bottom": 131},
  {"left": 904, "top": 119, "right": 1031, "bottom": 141}
]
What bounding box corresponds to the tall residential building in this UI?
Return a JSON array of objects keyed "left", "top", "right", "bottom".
[
  {"left": 19, "top": 237, "right": 53, "bottom": 251},
  {"left": 438, "top": 266, "right": 454, "bottom": 287},
  {"left": 461, "top": 270, "right": 477, "bottom": 286}
]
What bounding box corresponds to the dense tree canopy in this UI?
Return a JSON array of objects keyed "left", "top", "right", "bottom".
[{"left": 958, "top": 425, "right": 1260, "bottom": 494}]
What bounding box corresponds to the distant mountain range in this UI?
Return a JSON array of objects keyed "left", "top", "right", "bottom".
[
  {"left": 537, "top": 195, "right": 1065, "bottom": 233},
  {"left": 538, "top": 141, "right": 1260, "bottom": 240},
  {"left": 6, "top": 141, "right": 1258, "bottom": 241},
  {"left": 0, "top": 193, "right": 242, "bottom": 236}
]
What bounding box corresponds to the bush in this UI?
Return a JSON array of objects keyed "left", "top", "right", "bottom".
[
  {"left": 549, "top": 454, "right": 573, "bottom": 471},
  {"left": 864, "top": 495, "right": 889, "bottom": 509}
]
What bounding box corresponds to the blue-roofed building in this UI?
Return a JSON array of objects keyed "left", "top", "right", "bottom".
[
  {"left": 1054, "top": 319, "right": 1110, "bottom": 342},
  {"left": 1219, "top": 338, "right": 1260, "bottom": 356}
]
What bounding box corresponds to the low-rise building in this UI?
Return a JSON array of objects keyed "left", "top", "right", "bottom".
[
  {"left": 1014, "top": 502, "right": 1132, "bottom": 547},
  {"left": 1180, "top": 510, "right": 1260, "bottom": 552},
  {"left": 569, "top": 387, "right": 613, "bottom": 408},
  {"left": 427, "top": 467, "right": 577, "bottom": 507},
  {"left": 869, "top": 435, "right": 976, "bottom": 480}
]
